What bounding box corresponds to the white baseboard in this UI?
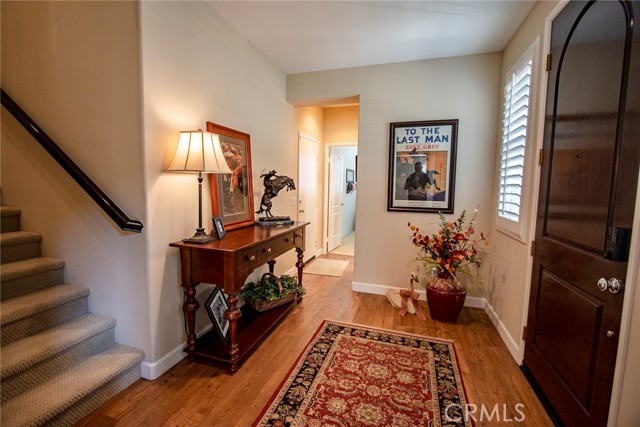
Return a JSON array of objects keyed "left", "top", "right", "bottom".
[
  {"left": 143, "top": 282, "right": 522, "bottom": 379},
  {"left": 352, "top": 281, "right": 485, "bottom": 309},
  {"left": 140, "top": 324, "right": 212, "bottom": 380},
  {"left": 464, "top": 296, "right": 486, "bottom": 309},
  {"left": 352, "top": 281, "right": 427, "bottom": 299},
  {"left": 483, "top": 301, "right": 522, "bottom": 363},
  {"left": 351, "top": 281, "right": 521, "bottom": 363}
]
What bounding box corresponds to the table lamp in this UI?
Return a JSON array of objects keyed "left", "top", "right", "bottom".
[{"left": 167, "top": 130, "right": 231, "bottom": 244}]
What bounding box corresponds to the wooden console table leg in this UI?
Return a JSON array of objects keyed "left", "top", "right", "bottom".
[
  {"left": 268, "top": 260, "right": 276, "bottom": 274},
  {"left": 182, "top": 283, "right": 199, "bottom": 360},
  {"left": 225, "top": 293, "right": 242, "bottom": 372},
  {"left": 295, "top": 246, "right": 305, "bottom": 286}
]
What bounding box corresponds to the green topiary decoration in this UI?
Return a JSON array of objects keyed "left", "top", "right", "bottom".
[{"left": 240, "top": 274, "right": 305, "bottom": 302}]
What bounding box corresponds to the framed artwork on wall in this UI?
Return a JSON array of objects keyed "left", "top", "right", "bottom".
[
  {"left": 387, "top": 119, "right": 458, "bottom": 214},
  {"left": 346, "top": 168, "right": 355, "bottom": 183},
  {"left": 207, "top": 122, "right": 255, "bottom": 231}
]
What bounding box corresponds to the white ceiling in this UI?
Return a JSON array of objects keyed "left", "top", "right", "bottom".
[{"left": 208, "top": 1, "right": 536, "bottom": 75}]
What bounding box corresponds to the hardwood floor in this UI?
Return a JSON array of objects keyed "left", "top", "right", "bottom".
[{"left": 78, "top": 254, "right": 553, "bottom": 426}]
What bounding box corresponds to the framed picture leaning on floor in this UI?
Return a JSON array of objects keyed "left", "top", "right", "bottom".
[{"left": 205, "top": 286, "right": 229, "bottom": 344}]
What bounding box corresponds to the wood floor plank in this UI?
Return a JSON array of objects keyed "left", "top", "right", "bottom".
[{"left": 77, "top": 254, "right": 553, "bottom": 427}]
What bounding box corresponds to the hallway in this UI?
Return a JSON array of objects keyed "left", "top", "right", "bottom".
[{"left": 329, "top": 230, "right": 354, "bottom": 256}]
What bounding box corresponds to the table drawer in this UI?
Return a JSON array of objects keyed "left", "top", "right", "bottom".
[
  {"left": 259, "top": 232, "right": 295, "bottom": 261},
  {"left": 238, "top": 247, "right": 259, "bottom": 269}
]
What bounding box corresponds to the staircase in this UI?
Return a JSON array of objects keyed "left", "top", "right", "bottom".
[{"left": 0, "top": 204, "right": 145, "bottom": 426}]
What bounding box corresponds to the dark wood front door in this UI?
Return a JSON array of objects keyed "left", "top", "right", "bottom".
[{"left": 523, "top": 1, "right": 639, "bottom": 426}]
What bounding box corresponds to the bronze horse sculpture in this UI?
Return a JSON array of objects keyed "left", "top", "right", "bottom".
[{"left": 256, "top": 170, "right": 296, "bottom": 218}]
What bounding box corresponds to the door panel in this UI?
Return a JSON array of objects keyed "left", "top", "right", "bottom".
[
  {"left": 545, "top": 2, "right": 626, "bottom": 250},
  {"left": 327, "top": 154, "right": 343, "bottom": 252},
  {"left": 524, "top": 1, "right": 639, "bottom": 426},
  {"left": 535, "top": 270, "right": 603, "bottom": 404},
  {"left": 298, "top": 134, "right": 319, "bottom": 262}
]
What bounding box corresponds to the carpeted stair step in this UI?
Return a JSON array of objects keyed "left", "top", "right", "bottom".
[
  {"left": 1, "top": 230, "right": 43, "bottom": 264},
  {"left": 0, "top": 199, "right": 145, "bottom": 424},
  {"left": 1, "top": 344, "right": 145, "bottom": 427},
  {"left": 0, "top": 256, "right": 65, "bottom": 301},
  {"left": 1, "top": 283, "right": 90, "bottom": 346},
  {"left": 1, "top": 206, "right": 21, "bottom": 233},
  {"left": 1, "top": 313, "right": 117, "bottom": 385},
  {"left": 1, "top": 316, "right": 118, "bottom": 404}
]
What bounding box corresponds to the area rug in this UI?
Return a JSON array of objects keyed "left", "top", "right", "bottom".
[
  {"left": 304, "top": 258, "right": 349, "bottom": 277},
  {"left": 253, "top": 320, "right": 473, "bottom": 427}
]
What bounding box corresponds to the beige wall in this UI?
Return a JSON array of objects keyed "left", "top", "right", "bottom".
[
  {"left": 140, "top": 1, "right": 298, "bottom": 370},
  {"left": 617, "top": 189, "right": 640, "bottom": 424},
  {"left": 2, "top": 1, "right": 301, "bottom": 378},
  {"left": 324, "top": 106, "right": 359, "bottom": 144},
  {"left": 1, "top": 1, "right": 150, "bottom": 352},
  {"left": 486, "top": 0, "right": 559, "bottom": 359},
  {"left": 288, "top": 53, "right": 501, "bottom": 295},
  {"left": 295, "top": 106, "right": 324, "bottom": 142}
]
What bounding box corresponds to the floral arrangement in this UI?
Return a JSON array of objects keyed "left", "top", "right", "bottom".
[{"left": 408, "top": 209, "right": 488, "bottom": 288}]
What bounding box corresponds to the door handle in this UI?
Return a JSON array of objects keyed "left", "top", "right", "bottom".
[
  {"left": 299, "top": 209, "right": 305, "bottom": 213},
  {"left": 597, "top": 277, "right": 624, "bottom": 294}
]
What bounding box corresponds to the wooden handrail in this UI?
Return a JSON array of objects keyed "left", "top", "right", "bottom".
[{"left": 1, "top": 89, "right": 143, "bottom": 233}]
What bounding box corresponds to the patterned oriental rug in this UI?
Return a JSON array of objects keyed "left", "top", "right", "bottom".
[{"left": 253, "top": 320, "right": 473, "bottom": 427}]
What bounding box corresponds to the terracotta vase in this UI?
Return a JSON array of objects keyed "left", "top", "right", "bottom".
[{"left": 426, "top": 270, "right": 466, "bottom": 323}]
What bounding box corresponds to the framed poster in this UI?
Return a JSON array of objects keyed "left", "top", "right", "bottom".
[
  {"left": 207, "top": 122, "right": 255, "bottom": 231},
  {"left": 387, "top": 119, "right": 458, "bottom": 213},
  {"left": 205, "top": 286, "right": 229, "bottom": 344}
]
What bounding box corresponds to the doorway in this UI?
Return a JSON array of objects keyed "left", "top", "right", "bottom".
[{"left": 325, "top": 144, "right": 357, "bottom": 256}]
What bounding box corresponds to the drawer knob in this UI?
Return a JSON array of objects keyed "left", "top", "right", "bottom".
[
  {"left": 294, "top": 233, "right": 302, "bottom": 238},
  {"left": 264, "top": 248, "right": 272, "bottom": 254},
  {"left": 248, "top": 255, "right": 256, "bottom": 261},
  {"left": 285, "top": 238, "right": 291, "bottom": 242}
]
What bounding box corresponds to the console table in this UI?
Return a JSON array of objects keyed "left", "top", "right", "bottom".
[{"left": 170, "top": 222, "right": 308, "bottom": 372}]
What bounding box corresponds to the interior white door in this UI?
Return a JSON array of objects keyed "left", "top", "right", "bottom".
[
  {"left": 327, "top": 154, "right": 343, "bottom": 252},
  {"left": 297, "top": 134, "right": 318, "bottom": 261}
]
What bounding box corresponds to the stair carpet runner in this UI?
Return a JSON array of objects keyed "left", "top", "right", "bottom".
[{"left": 0, "top": 205, "right": 144, "bottom": 426}]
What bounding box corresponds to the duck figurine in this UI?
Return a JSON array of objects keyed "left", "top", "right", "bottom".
[{"left": 386, "top": 272, "right": 425, "bottom": 320}]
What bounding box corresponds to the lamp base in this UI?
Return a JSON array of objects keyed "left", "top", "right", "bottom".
[{"left": 183, "top": 228, "right": 215, "bottom": 244}]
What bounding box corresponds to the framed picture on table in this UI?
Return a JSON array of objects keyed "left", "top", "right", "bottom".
[
  {"left": 207, "top": 122, "right": 255, "bottom": 231},
  {"left": 212, "top": 216, "right": 226, "bottom": 240},
  {"left": 205, "top": 286, "right": 229, "bottom": 344},
  {"left": 387, "top": 119, "right": 458, "bottom": 214}
]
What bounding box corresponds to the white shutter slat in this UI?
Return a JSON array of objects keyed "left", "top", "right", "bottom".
[{"left": 497, "top": 57, "right": 532, "bottom": 224}]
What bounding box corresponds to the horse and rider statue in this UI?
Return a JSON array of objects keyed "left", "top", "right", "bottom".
[{"left": 256, "top": 170, "right": 296, "bottom": 218}]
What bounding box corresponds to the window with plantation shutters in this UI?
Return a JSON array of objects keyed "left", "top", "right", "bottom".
[{"left": 496, "top": 42, "right": 537, "bottom": 240}]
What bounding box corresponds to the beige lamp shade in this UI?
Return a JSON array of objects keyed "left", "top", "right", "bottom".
[
  {"left": 167, "top": 130, "right": 232, "bottom": 174},
  {"left": 167, "top": 130, "right": 232, "bottom": 244}
]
